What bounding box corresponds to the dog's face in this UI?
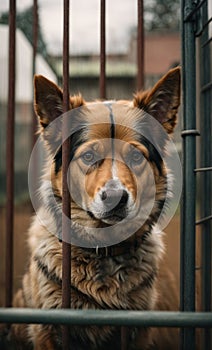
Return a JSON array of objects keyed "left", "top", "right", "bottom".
[{"left": 34, "top": 68, "right": 180, "bottom": 241}]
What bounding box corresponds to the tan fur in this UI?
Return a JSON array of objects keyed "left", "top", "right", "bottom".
[
  {"left": 133, "top": 68, "right": 180, "bottom": 134},
  {"left": 10, "top": 68, "right": 181, "bottom": 349}
]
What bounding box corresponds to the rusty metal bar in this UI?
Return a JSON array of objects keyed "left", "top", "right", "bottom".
[
  {"left": 62, "top": 0, "right": 71, "bottom": 348},
  {"left": 5, "top": 0, "right": 16, "bottom": 308},
  {"left": 30, "top": 0, "right": 39, "bottom": 210},
  {"left": 121, "top": 326, "right": 129, "bottom": 350},
  {"left": 137, "top": 0, "right": 144, "bottom": 90},
  {"left": 100, "top": 0, "right": 106, "bottom": 99},
  {"left": 32, "top": 0, "right": 38, "bottom": 147}
]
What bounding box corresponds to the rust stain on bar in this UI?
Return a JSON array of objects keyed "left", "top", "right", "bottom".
[
  {"left": 30, "top": 1, "right": 38, "bottom": 209},
  {"left": 62, "top": 0, "right": 71, "bottom": 348},
  {"left": 100, "top": 0, "right": 106, "bottom": 99},
  {"left": 137, "top": 0, "right": 144, "bottom": 91},
  {"left": 32, "top": 0, "right": 38, "bottom": 147},
  {"left": 5, "top": 0, "right": 16, "bottom": 308}
]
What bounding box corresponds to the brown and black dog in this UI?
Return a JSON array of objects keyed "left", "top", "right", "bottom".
[{"left": 11, "top": 67, "right": 180, "bottom": 349}]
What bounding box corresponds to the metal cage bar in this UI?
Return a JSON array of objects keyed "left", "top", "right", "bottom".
[
  {"left": 62, "top": 0, "right": 71, "bottom": 348},
  {"left": 0, "top": 309, "right": 212, "bottom": 327},
  {"left": 181, "top": 1, "right": 212, "bottom": 349},
  {"left": 199, "top": 2, "right": 212, "bottom": 349},
  {"left": 100, "top": 0, "right": 106, "bottom": 99},
  {"left": 180, "top": 0, "right": 198, "bottom": 348},
  {"left": 137, "top": 0, "right": 144, "bottom": 90},
  {"left": 32, "top": 0, "right": 38, "bottom": 147},
  {"left": 5, "top": 0, "right": 16, "bottom": 309}
]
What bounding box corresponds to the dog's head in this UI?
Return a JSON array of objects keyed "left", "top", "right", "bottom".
[{"left": 34, "top": 68, "right": 180, "bottom": 244}]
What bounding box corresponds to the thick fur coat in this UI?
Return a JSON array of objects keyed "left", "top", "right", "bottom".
[{"left": 10, "top": 67, "right": 180, "bottom": 349}]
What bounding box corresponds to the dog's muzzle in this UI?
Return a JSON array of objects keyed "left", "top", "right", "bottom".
[
  {"left": 91, "top": 179, "right": 130, "bottom": 223},
  {"left": 101, "top": 188, "right": 128, "bottom": 211}
]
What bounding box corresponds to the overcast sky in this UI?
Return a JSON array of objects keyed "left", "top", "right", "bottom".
[{"left": 0, "top": 0, "right": 137, "bottom": 54}]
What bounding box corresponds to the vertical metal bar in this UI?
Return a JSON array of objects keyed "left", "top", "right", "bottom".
[
  {"left": 62, "top": 0, "right": 71, "bottom": 349},
  {"left": 32, "top": 0, "right": 38, "bottom": 147},
  {"left": 100, "top": 0, "right": 106, "bottom": 99},
  {"left": 137, "top": 0, "right": 144, "bottom": 90},
  {"left": 30, "top": 1, "right": 38, "bottom": 203},
  {"left": 5, "top": 0, "right": 16, "bottom": 308},
  {"left": 180, "top": 0, "right": 197, "bottom": 348},
  {"left": 121, "top": 326, "right": 129, "bottom": 350},
  {"left": 200, "top": 2, "right": 212, "bottom": 349}
]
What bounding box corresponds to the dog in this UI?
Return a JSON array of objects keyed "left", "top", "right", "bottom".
[{"left": 10, "top": 67, "right": 180, "bottom": 349}]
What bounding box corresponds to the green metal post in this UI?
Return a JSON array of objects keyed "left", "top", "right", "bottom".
[
  {"left": 200, "top": 2, "right": 212, "bottom": 349},
  {"left": 180, "top": 0, "right": 198, "bottom": 348}
]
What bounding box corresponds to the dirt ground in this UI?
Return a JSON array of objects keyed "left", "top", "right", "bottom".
[{"left": 0, "top": 202, "right": 183, "bottom": 307}]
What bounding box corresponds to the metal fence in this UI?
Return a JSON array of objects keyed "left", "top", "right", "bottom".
[
  {"left": 0, "top": 0, "right": 212, "bottom": 349},
  {"left": 181, "top": 0, "right": 212, "bottom": 348}
]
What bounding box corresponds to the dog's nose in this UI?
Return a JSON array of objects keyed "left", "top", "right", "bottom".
[{"left": 101, "top": 189, "right": 128, "bottom": 211}]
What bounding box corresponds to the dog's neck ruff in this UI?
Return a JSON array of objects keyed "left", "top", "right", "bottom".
[
  {"left": 57, "top": 230, "right": 150, "bottom": 257},
  {"left": 85, "top": 231, "right": 149, "bottom": 257}
]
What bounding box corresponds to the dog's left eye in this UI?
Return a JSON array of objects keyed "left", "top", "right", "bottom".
[
  {"left": 131, "top": 150, "right": 143, "bottom": 164},
  {"left": 81, "top": 151, "right": 95, "bottom": 164}
]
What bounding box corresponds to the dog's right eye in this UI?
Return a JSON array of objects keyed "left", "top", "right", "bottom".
[{"left": 81, "top": 151, "right": 95, "bottom": 164}]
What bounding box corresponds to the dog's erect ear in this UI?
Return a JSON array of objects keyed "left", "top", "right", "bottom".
[
  {"left": 34, "top": 75, "right": 63, "bottom": 128},
  {"left": 133, "top": 67, "right": 181, "bottom": 134}
]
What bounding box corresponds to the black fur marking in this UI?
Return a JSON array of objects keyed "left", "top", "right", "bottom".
[
  {"left": 54, "top": 148, "right": 62, "bottom": 174},
  {"left": 86, "top": 210, "right": 95, "bottom": 219},
  {"left": 86, "top": 159, "right": 104, "bottom": 174},
  {"left": 109, "top": 114, "right": 115, "bottom": 140},
  {"left": 34, "top": 256, "right": 105, "bottom": 309},
  {"left": 34, "top": 253, "right": 156, "bottom": 308},
  {"left": 139, "top": 135, "right": 163, "bottom": 175},
  {"left": 157, "top": 198, "right": 166, "bottom": 211},
  {"left": 34, "top": 256, "right": 62, "bottom": 286},
  {"left": 104, "top": 102, "right": 115, "bottom": 160},
  {"left": 141, "top": 269, "right": 157, "bottom": 289},
  {"left": 54, "top": 127, "right": 88, "bottom": 174}
]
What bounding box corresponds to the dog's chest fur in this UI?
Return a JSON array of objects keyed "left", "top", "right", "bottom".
[{"left": 22, "top": 215, "right": 164, "bottom": 349}]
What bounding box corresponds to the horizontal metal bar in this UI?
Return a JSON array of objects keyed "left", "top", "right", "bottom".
[
  {"left": 196, "top": 215, "right": 212, "bottom": 225},
  {"left": 195, "top": 17, "right": 212, "bottom": 37},
  {"left": 194, "top": 167, "right": 212, "bottom": 172},
  {"left": 184, "top": 0, "right": 206, "bottom": 22},
  {"left": 201, "top": 36, "right": 212, "bottom": 48},
  {"left": 201, "top": 81, "right": 212, "bottom": 93},
  {"left": 0, "top": 309, "right": 212, "bottom": 328},
  {"left": 181, "top": 129, "right": 200, "bottom": 137}
]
